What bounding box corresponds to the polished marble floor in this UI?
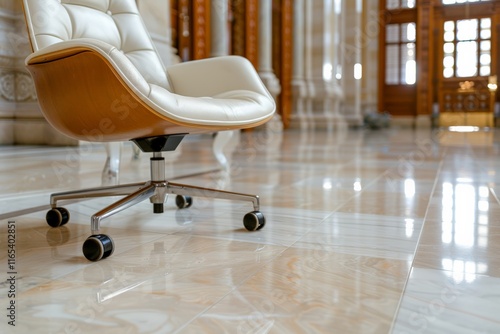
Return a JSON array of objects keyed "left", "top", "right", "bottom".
[{"left": 1, "top": 126, "right": 500, "bottom": 333}]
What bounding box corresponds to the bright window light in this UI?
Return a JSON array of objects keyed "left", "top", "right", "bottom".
[
  {"left": 405, "top": 60, "right": 416, "bottom": 84},
  {"left": 354, "top": 63, "right": 362, "bottom": 80}
]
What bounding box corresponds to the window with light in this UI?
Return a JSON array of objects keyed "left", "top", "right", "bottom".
[
  {"left": 443, "top": 18, "right": 491, "bottom": 78},
  {"left": 385, "top": 22, "right": 417, "bottom": 85}
]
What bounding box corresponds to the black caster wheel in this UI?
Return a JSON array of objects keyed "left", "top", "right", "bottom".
[
  {"left": 243, "top": 211, "right": 265, "bottom": 231},
  {"left": 46, "top": 207, "right": 70, "bottom": 227},
  {"left": 175, "top": 195, "right": 193, "bottom": 209},
  {"left": 82, "top": 234, "right": 114, "bottom": 261}
]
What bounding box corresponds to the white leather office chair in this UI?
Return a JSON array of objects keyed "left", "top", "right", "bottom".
[{"left": 22, "top": 0, "right": 275, "bottom": 261}]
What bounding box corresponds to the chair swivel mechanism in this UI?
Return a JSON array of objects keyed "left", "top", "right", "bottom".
[{"left": 22, "top": 0, "right": 275, "bottom": 261}]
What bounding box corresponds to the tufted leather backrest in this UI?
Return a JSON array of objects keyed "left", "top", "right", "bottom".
[{"left": 22, "top": 0, "right": 170, "bottom": 90}]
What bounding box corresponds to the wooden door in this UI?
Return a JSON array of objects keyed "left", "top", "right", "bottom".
[{"left": 379, "top": 3, "right": 418, "bottom": 117}]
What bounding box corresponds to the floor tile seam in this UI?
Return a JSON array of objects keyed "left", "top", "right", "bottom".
[
  {"left": 0, "top": 147, "right": 71, "bottom": 158},
  {"left": 389, "top": 157, "right": 445, "bottom": 333},
  {"left": 284, "top": 166, "right": 425, "bottom": 259},
  {"left": 168, "top": 229, "right": 295, "bottom": 249},
  {"left": 490, "top": 187, "right": 500, "bottom": 206},
  {"left": 171, "top": 244, "right": 292, "bottom": 334},
  {"left": 10, "top": 230, "right": 271, "bottom": 296},
  {"left": 466, "top": 152, "right": 500, "bottom": 207},
  {"left": 0, "top": 204, "right": 52, "bottom": 221},
  {"left": 394, "top": 299, "right": 500, "bottom": 329},
  {"left": 0, "top": 195, "right": 124, "bottom": 221},
  {"left": 322, "top": 166, "right": 402, "bottom": 217},
  {"left": 249, "top": 206, "right": 416, "bottom": 266}
]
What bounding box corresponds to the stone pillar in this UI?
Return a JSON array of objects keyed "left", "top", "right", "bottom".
[
  {"left": 258, "top": 0, "right": 281, "bottom": 95},
  {"left": 210, "top": 0, "right": 229, "bottom": 57},
  {"left": 324, "top": 0, "right": 345, "bottom": 128},
  {"left": 137, "top": 0, "right": 180, "bottom": 66},
  {"left": 360, "top": 0, "right": 380, "bottom": 117},
  {"left": 290, "top": 0, "right": 309, "bottom": 129},
  {"left": 258, "top": 0, "right": 282, "bottom": 129},
  {"left": 295, "top": 0, "right": 345, "bottom": 130},
  {"left": 340, "top": 0, "right": 364, "bottom": 126}
]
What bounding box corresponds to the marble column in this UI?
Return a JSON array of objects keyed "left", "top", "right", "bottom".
[
  {"left": 258, "top": 0, "right": 282, "bottom": 130},
  {"left": 258, "top": 0, "right": 281, "bottom": 95},
  {"left": 360, "top": 0, "right": 379, "bottom": 116},
  {"left": 210, "top": 0, "right": 229, "bottom": 57},
  {"left": 293, "top": 0, "right": 345, "bottom": 130},
  {"left": 340, "top": 0, "right": 364, "bottom": 126},
  {"left": 290, "top": 0, "right": 309, "bottom": 129}
]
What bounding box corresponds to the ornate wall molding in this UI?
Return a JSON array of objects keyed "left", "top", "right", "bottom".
[
  {"left": 0, "top": 5, "right": 76, "bottom": 145},
  {"left": 0, "top": 71, "right": 37, "bottom": 102},
  {"left": 0, "top": 72, "right": 15, "bottom": 102}
]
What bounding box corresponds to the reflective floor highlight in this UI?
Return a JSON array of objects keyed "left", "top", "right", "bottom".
[{"left": 1, "top": 126, "right": 500, "bottom": 333}]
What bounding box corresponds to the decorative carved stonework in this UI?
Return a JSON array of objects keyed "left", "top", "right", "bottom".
[
  {"left": 0, "top": 71, "right": 36, "bottom": 102},
  {"left": 0, "top": 72, "right": 15, "bottom": 101},
  {"left": 15, "top": 71, "right": 37, "bottom": 101}
]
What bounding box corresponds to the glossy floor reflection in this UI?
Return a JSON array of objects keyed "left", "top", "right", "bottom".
[{"left": 1, "top": 127, "right": 500, "bottom": 333}]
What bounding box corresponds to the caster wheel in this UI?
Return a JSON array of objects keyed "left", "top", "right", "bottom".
[
  {"left": 46, "top": 207, "right": 70, "bottom": 227},
  {"left": 243, "top": 211, "right": 265, "bottom": 231},
  {"left": 175, "top": 195, "right": 193, "bottom": 209},
  {"left": 82, "top": 234, "right": 114, "bottom": 261}
]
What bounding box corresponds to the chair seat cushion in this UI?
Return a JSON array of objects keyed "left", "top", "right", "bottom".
[{"left": 149, "top": 86, "right": 275, "bottom": 126}]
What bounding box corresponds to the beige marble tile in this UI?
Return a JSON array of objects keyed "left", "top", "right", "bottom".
[
  {"left": 413, "top": 216, "right": 500, "bottom": 278},
  {"left": 1, "top": 127, "right": 500, "bottom": 332},
  {"left": 0, "top": 216, "right": 166, "bottom": 289},
  {"left": 392, "top": 267, "right": 500, "bottom": 334},
  {"left": 293, "top": 212, "right": 423, "bottom": 261},
  {"left": 0, "top": 233, "right": 287, "bottom": 333},
  {"left": 182, "top": 247, "right": 411, "bottom": 333}
]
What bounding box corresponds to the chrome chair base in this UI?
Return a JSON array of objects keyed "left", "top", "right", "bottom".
[{"left": 45, "top": 151, "right": 266, "bottom": 261}]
